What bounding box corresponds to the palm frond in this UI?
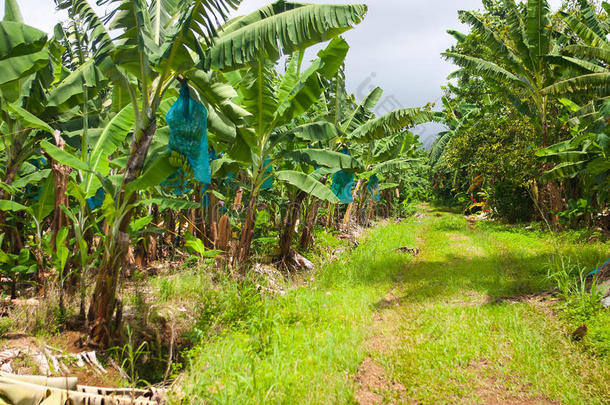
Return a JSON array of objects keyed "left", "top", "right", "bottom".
[
  {"left": 459, "top": 10, "right": 523, "bottom": 74},
  {"left": 504, "top": 0, "right": 533, "bottom": 70},
  {"left": 545, "top": 55, "right": 607, "bottom": 74},
  {"left": 562, "top": 11, "right": 608, "bottom": 49},
  {"left": 525, "top": 0, "right": 551, "bottom": 70},
  {"left": 343, "top": 87, "right": 383, "bottom": 134},
  {"left": 55, "top": 0, "right": 114, "bottom": 58},
  {"left": 563, "top": 44, "right": 610, "bottom": 65},
  {"left": 206, "top": 3, "right": 367, "bottom": 71},
  {"left": 542, "top": 72, "right": 610, "bottom": 95},
  {"left": 348, "top": 108, "right": 433, "bottom": 142},
  {"left": 443, "top": 52, "right": 523, "bottom": 85}
]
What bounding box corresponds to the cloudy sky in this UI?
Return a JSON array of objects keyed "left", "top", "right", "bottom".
[{"left": 1, "top": 0, "right": 563, "bottom": 144}]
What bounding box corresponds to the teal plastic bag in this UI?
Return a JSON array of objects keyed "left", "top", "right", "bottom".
[
  {"left": 332, "top": 170, "right": 355, "bottom": 204},
  {"left": 368, "top": 174, "right": 381, "bottom": 201},
  {"left": 261, "top": 156, "right": 273, "bottom": 191},
  {"left": 87, "top": 188, "right": 105, "bottom": 209},
  {"left": 332, "top": 147, "right": 354, "bottom": 204},
  {"left": 166, "top": 85, "right": 211, "bottom": 184},
  {"left": 162, "top": 169, "right": 192, "bottom": 196}
]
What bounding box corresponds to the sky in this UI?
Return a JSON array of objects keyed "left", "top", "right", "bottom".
[{"left": 0, "top": 0, "right": 563, "bottom": 146}]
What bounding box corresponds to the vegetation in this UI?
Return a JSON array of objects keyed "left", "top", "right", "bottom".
[
  {"left": 0, "top": 0, "right": 607, "bottom": 403},
  {"left": 434, "top": 0, "right": 609, "bottom": 229}
]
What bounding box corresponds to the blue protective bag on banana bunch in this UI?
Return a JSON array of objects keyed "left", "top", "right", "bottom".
[
  {"left": 166, "top": 84, "right": 211, "bottom": 185},
  {"left": 332, "top": 170, "right": 355, "bottom": 204},
  {"left": 261, "top": 156, "right": 273, "bottom": 191},
  {"left": 368, "top": 174, "right": 381, "bottom": 202},
  {"left": 332, "top": 147, "right": 355, "bottom": 204}
]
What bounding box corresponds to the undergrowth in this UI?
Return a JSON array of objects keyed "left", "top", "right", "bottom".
[
  {"left": 161, "top": 208, "right": 610, "bottom": 403},
  {"left": 171, "top": 222, "right": 418, "bottom": 403},
  {"left": 547, "top": 255, "right": 610, "bottom": 358}
]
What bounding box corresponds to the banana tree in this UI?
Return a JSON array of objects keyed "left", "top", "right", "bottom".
[
  {"left": 204, "top": 1, "right": 367, "bottom": 267},
  {"left": 61, "top": 0, "right": 368, "bottom": 347},
  {"left": 226, "top": 36, "right": 355, "bottom": 265},
  {"left": 0, "top": 6, "right": 52, "bottom": 228},
  {"left": 310, "top": 77, "right": 434, "bottom": 225},
  {"left": 429, "top": 96, "right": 481, "bottom": 169},
  {"left": 442, "top": 0, "right": 594, "bottom": 221},
  {"left": 55, "top": 0, "right": 242, "bottom": 347},
  {"left": 0, "top": 0, "right": 109, "bottom": 287},
  {"left": 542, "top": 1, "right": 610, "bottom": 96},
  {"left": 444, "top": 0, "right": 563, "bottom": 144},
  {"left": 343, "top": 128, "right": 429, "bottom": 225},
  {"left": 537, "top": 98, "right": 610, "bottom": 211}
]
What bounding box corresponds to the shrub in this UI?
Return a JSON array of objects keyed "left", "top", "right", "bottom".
[{"left": 490, "top": 182, "right": 535, "bottom": 223}]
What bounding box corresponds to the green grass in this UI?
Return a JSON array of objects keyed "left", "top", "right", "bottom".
[
  {"left": 173, "top": 222, "right": 418, "bottom": 404},
  {"left": 172, "top": 208, "right": 610, "bottom": 404},
  {"left": 376, "top": 209, "right": 610, "bottom": 404}
]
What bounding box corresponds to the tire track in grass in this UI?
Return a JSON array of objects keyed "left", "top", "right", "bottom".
[{"left": 356, "top": 209, "right": 610, "bottom": 404}]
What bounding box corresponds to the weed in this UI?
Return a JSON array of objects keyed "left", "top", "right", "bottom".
[
  {"left": 157, "top": 278, "right": 175, "bottom": 302},
  {"left": 547, "top": 255, "right": 603, "bottom": 322},
  {"left": 112, "top": 325, "right": 150, "bottom": 391},
  {"left": 430, "top": 214, "right": 467, "bottom": 232},
  {"left": 587, "top": 312, "right": 610, "bottom": 356},
  {"left": 0, "top": 318, "right": 12, "bottom": 338}
]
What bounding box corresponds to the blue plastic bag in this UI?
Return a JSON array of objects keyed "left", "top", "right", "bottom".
[
  {"left": 261, "top": 156, "right": 273, "bottom": 191},
  {"left": 368, "top": 174, "right": 381, "bottom": 202},
  {"left": 161, "top": 169, "right": 192, "bottom": 196},
  {"left": 332, "top": 170, "right": 355, "bottom": 204},
  {"left": 87, "top": 188, "right": 105, "bottom": 210},
  {"left": 166, "top": 85, "right": 211, "bottom": 184}
]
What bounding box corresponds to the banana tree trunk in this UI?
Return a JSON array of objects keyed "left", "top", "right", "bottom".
[
  {"left": 300, "top": 198, "right": 321, "bottom": 250},
  {"left": 279, "top": 191, "right": 307, "bottom": 263},
  {"left": 216, "top": 214, "right": 231, "bottom": 252},
  {"left": 299, "top": 175, "right": 327, "bottom": 250},
  {"left": 0, "top": 158, "right": 19, "bottom": 250},
  {"left": 546, "top": 178, "right": 563, "bottom": 227},
  {"left": 87, "top": 120, "right": 157, "bottom": 348},
  {"left": 325, "top": 201, "right": 333, "bottom": 228},
  {"left": 540, "top": 102, "right": 563, "bottom": 226},
  {"left": 50, "top": 131, "right": 71, "bottom": 248},
  {"left": 384, "top": 189, "right": 392, "bottom": 218},
  {"left": 343, "top": 179, "right": 364, "bottom": 227},
  {"left": 355, "top": 181, "right": 368, "bottom": 226},
  {"left": 192, "top": 184, "right": 206, "bottom": 242},
  {"left": 208, "top": 186, "right": 219, "bottom": 248},
  {"left": 236, "top": 191, "right": 259, "bottom": 268}
]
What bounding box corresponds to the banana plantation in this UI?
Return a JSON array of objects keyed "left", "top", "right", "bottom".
[{"left": 0, "top": 0, "right": 608, "bottom": 404}]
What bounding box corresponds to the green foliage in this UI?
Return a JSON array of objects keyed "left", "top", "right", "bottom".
[
  {"left": 184, "top": 232, "right": 221, "bottom": 259},
  {"left": 441, "top": 104, "right": 539, "bottom": 222},
  {"left": 554, "top": 198, "right": 594, "bottom": 227},
  {"left": 114, "top": 325, "right": 151, "bottom": 389},
  {"left": 308, "top": 227, "right": 347, "bottom": 260},
  {"left": 207, "top": 4, "right": 367, "bottom": 71},
  {"left": 184, "top": 278, "right": 264, "bottom": 343},
  {"left": 277, "top": 171, "right": 340, "bottom": 203},
  {"left": 546, "top": 253, "right": 610, "bottom": 359},
  {"left": 436, "top": 0, "right": 609, "bottom": 229},
  {"left": 0, "top": 318, "right": 13, "bottom": 338},
  {"left": 176, "top": 208, "right": 610, "bottom": 403},
  {"left": 0, "top": 235, "right": 37, "bottom": 298},
  {"left": 179, "top": 217, "right": 416, "bottom": 403}
]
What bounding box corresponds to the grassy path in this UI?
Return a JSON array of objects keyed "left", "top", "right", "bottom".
[
  {"left": 361, "top": 207, "right": 610, "bottom": 404},
  {"left": 177, "top": 207, "right": 610, "bottom": 404}
]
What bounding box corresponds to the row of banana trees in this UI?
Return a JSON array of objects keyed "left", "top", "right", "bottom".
[
  {"left": 430, "top": 0, "right": 609, "bottom": 226},
  {"left": 0, "top": 0, "right": 431, "bottom": 348}
]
